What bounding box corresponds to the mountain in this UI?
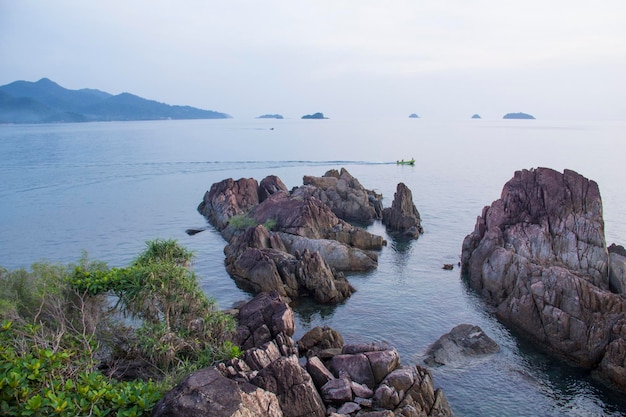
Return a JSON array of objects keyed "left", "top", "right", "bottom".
[{"left": 0, "top": 78, "right": 230, "bottom": 123}]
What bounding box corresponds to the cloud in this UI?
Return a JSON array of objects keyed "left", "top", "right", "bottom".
[{"left": 1, "top": 0, "right": 625, "bottom": 119}]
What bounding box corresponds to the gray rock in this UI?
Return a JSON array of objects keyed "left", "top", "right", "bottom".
[
  {"left": 424, "top": 324, "right": 499, "bottom": 366},
  {"left": 151, "top": 368, "right": 283, "bottom": 417},
  {"left": 306, "top": 356, "right": 335, "bottom": 390},
  {"left": 330, "top": 353, "right": 376, "bottom": 389},
  {"left": 609, "top": 244, "right": 626, "bottom": 294},
  {"left": 251, "top": 355, "right": 326, "bottom": 417},
  {"left": 321, "top": 377, "right": 353, "bottom": 403}
]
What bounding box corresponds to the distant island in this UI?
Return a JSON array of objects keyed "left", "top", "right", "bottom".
[
  {"left": 301, "top": 112, "right": 327, "bottom": 119},
  {"left": 471, "top": 114, "right": 482, "bottom": 119},
  {"left": 257, "top": 114, "right": 284, "bottom": 119},
  {"left": 503, "top": 112, "right": 535, "bottom": 120},
  {"left": 408, "top": 113, "right": 419, "bottom": 118},
  {"left": 0, "top": 78, "right": 231, "bottom": 124}
]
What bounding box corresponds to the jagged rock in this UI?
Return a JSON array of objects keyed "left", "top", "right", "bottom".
[
  {"left": 259, "top": 175, "right": 289, "bottom": 203},
  {"left": 382, "top": 182, "right": 423, "bottom": 239},
  {"left": 250, "top": 191, "right": 385, "bottom": 250},
  {"left": 154, "top": 292, "right": 453, "bottom": 417},
  {"left": 460, "top": 167, "right": 626, "bottom": 390},
  {"left": 277, "top": 232, "right": 378, "bottom": 272},
  {"left": 295, "top": 168, "right": 383, "bottom": 223},
  {"left": 197, "top": 171, "right": 387, "bottom": 304},
  {"left": 424, "top": 324, "right": 499, "bottom": 366},
  {"left": 225, "top": 226, "right": 354, "bottom": 304},
  {"left": 235, "top": 291, "right": 295, "bottom": 350},
  {"left": 306, "top": 356, "right": 335, "bottom": 389},
  {"left": 197, "top": 177, "right": 259, "bottom": 233},
  {"left": 251, "top": 355, "right": 326, "bottom": 417},
  {"left": 298, "top": 325, "right": 344, "bottom": 358},
  {"left": 321, "top": 377, "right": 353, "bottom": 403},
  {"left": 151, "top": 367, "right": 283, "bottom": 417}
]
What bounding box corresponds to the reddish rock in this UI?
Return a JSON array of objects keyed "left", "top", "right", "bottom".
[
  {"left": 461, "top": 167, "right": 626, "bottom": 390},
  {"left": 382, "top": 182, "right": 423, "bottom": 239}
]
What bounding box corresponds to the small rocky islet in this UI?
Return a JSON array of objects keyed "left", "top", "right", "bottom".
[{"left": 156, "top": 166, "right": 626, "bottom": 416}]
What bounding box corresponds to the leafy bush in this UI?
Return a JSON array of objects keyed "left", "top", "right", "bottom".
[{"left": 0, "top": 240, "right": 240, "bottom": 416}]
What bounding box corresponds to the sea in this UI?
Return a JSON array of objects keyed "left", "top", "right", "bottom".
[{"left": 1, "top": 118, "right": 625, "bottom": 416}]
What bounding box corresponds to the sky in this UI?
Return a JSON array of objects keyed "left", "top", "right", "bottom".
[{"left": 1, "top": 0, "right": 625, "bottom": 120}]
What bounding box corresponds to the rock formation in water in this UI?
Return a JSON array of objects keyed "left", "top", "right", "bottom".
[
  {"left": 152, "top": 291, "right": 453, "bottom": 417},
  {"left": 198, "top": 170, "right": 386, "bottom": 304},
  {"left": 382, "top": 182, "right": 424, "bottom": 239},
  {"left": 409, "top": 113, "right": 420, "bottom": 118},
  {"left": 471, "top": 114, "right": 481, "bottom": 119},
  {"left": 461, "top": 167, "right": 626, "bottom": 391},
  {"left": 424, "top": 324, "right": 499, "bottom": 366}
]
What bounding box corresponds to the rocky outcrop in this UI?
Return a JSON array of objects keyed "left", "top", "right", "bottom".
[
  {"left": 197, "top": 177, "right": 260, "bottom": 240},
  {"left": 461, "top": 167, "right": 626, "bottom": 390},
  {"left": 382, "top": 182, "right": 423, "bottom": 239},
  {"left": 198, "top": 171, "right": 386, "bottom": 304},
  {"left": 294, "top": 168, "right": 383, "bottom": 224},
  {"left": 153, "top": 292, "right": 453, "bottom": 416},
  {"left": 224, "top": 225, "right": 355, "bottom": 304},
  {"left": 424, "top": 324, "right": 499, "bottom": 366}
]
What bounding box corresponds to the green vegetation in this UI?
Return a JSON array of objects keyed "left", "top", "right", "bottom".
[
  {"left": 0, "top": 239, "right": 239, "bottom": 416},
  {"left": 228, "top": 214, "right": 277, "bottom": 231}
]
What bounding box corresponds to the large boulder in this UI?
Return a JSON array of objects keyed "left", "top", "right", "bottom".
[
  {"left": 296, "top": 168, "right": 383, "bottom": 224},
  {"left": 424, "top": 324, "right": 499, "bottom": 366},
  {"left": 382, "top": 182, "right": 423, "bottom": 239},
  {"left": 461, "top": 167, "right": 626, "bottom": 389},
  {"left": 151, "top": 367, "right": 283, "bottom": 417}
]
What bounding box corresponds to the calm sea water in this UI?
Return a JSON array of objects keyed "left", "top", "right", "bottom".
[{"left": 1, "top": 118, "right": 625, "bottom": 416}]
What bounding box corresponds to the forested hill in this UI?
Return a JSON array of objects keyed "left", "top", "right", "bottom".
[{"left": 0, "top": 78, "right": 230, "bottom": 123}]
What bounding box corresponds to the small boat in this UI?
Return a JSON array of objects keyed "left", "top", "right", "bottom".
[{"left": 396, "top": 159, "right": 415, "bottom": 165}]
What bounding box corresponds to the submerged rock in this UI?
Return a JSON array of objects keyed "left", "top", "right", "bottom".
[{"left": 424, "top": 324, "right": 499, "bottom": 366}]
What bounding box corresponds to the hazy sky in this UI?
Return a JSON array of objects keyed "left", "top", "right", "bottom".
[{"left": 1, "top": 1, "right": 625, "bottom": 120}]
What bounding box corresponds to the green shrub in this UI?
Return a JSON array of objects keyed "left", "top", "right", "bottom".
[
  {"left": 227, "top": 214, "right": 257, "bottom": 230},
  {"left": 0, "top": 240, "right": 241, "bottom": 416}
]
